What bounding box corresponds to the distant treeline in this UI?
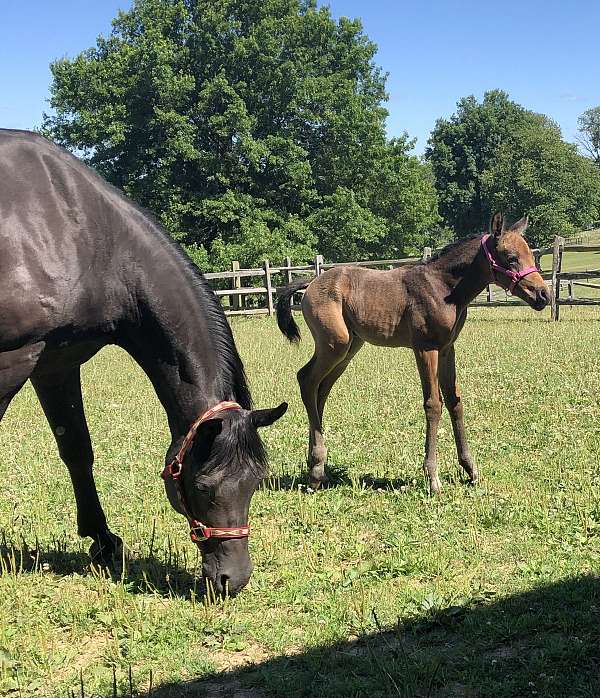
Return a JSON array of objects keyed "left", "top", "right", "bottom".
[{"left": 43, "top": 0, "right": 600, "bottom": 268}]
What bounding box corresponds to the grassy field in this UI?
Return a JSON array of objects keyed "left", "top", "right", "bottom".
[{"left": 1, "top": 308, "right": 599, "bottom": 697}]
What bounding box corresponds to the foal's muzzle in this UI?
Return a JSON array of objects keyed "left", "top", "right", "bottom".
[{"left": 533, "top": 286, "right": 552, "bottom": 311}]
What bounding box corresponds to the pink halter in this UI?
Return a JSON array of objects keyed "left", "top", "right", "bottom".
[{"left": 481, "top": 234, "right": 539, "bottom": 293}]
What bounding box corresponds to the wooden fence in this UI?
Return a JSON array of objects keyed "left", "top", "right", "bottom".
[{"left": 203, "top": 236, "right": 600, "bottom": 321}]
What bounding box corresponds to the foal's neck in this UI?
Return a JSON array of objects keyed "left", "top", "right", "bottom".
[
  {"left": 429, "top": 235, "right": 493, "bottom": 307},
  {"left": 119, "top": 236, "right": 248, "bottom": 439}
]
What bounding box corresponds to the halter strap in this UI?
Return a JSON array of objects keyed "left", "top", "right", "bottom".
[
  {"left": 481, "top": 234, "right": 539, "bottom": 293},
  {"left": 161, "top": 401, "right": 249, "bottom": 543}
]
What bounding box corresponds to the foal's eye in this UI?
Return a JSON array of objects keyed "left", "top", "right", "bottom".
[{"left": 507, "top": 256, "right": 519, "bottom": 267}]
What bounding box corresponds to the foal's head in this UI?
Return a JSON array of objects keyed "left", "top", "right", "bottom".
[
  {"left": 164, "top": 402, "right": 287, "bottom": 597},
  {"left": 486, "top": 212, "right": 551, "bottom": 311}
]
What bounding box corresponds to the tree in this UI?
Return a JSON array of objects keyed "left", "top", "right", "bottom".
[
  {"left": 44, "top": 0, "right": 438, "bottom": 267},
  {"left": 425, "top": 90, "right": 554, "bottom": 236},
  {"left": 481, "top": 122, "right": 600, "bottom": 246},
  {"left": 577, "top": 107, "right": 600, "bottom": 165}
]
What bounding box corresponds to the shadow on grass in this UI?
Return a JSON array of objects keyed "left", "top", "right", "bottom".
[
  {"left": 262, "top": 465, "right": 412, "bottom": 493},
  {"left": 149, "top": 574, "right": 599, "bottom": 698},
  {"left": 0, "top": 535, "right": 201, "bottom": 599}
]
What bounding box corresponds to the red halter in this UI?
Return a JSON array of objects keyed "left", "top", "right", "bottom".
[
  {"left": 161, "top": 401, "right": 250, "bottom": 543},
  {"left": 481, "top": 234, "right": 539, "bottom": 293}
]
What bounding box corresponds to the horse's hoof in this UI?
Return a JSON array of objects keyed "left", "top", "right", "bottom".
[{"left": 89, "top": 532, "right": 126, "bottom": 567}]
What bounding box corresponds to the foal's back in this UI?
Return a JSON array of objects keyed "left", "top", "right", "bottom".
[{"left": 302, "top": 263, "right": 456, "bottom": 349}]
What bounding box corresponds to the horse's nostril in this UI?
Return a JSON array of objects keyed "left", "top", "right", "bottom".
[
  {"left": 219, "top": 574, "right": 230, "bottom": 596},
  {"left": 541, "top": 288, "right": 551, "bottom": 304}
]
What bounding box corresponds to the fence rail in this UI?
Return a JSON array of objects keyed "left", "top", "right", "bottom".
[{"left": 203, "top": 236, "right": 600, "bottom": 320}]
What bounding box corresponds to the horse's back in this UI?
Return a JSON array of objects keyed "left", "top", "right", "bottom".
[{"left": 0, "top": 130, "right": 126, "bottom": 350}]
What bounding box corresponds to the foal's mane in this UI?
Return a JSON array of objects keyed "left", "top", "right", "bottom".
[{"left": 424, "top": 233, "right": 484, "bottom": 265}]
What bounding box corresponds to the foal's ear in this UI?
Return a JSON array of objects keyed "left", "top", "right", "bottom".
[
  {"left": 251, "top": 402, "right": 288, "bottom": 428},
  {"left": 490, "top": 211, "right": 505, "bottom": 238},
  {"left": 508, "top": 215, "right": 529, "bottom": 236}
]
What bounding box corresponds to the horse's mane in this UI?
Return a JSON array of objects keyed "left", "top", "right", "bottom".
[{"left": 157, "top": 237, "right": 253, "bottom": 411}]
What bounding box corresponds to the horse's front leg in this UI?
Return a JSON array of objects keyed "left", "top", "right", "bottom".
[
  {"left": 414, "top": 348, "right": 443, "bottom": 494},
  {"left": 32, "top": 369, "right": 123, "bottom": 565},
  {"left": 439, "top": 345, "right": 478, "bottom": 484}
]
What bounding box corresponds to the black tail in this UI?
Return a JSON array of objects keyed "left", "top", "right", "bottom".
[{"left": 276, "top": 278, "right": 313, "bottom": 343}]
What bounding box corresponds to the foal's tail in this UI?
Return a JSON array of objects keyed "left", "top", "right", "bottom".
[{"left": 276, "top": 278, "right": 313, "bottom": 343}]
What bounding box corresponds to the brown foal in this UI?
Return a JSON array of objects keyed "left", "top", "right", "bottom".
[{"left": 276, "top": 213, "right": 551, "bottom": 493}]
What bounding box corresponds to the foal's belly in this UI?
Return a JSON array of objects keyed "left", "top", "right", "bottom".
[{"left": 349, "top": 310, "right": 413, "bottom": 348}]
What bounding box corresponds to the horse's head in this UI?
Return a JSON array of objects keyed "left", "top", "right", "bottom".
[
  {"left": 163, "top": 401, "right": 287, "bottom": 597},
  {"left": 485, "top": 212, "right": 551, "bottom": 311}
]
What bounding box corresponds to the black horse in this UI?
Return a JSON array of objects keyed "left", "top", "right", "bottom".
[{"left": 0, "top": 129, "right": 286, "bottom": 597}]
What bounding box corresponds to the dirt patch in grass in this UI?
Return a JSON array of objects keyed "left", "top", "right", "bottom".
[{"left": 212, "top": 642, "right": 270, "bottom": 672}]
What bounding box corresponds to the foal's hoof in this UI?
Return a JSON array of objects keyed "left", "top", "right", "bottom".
[
  {"left": 89, "top": 531, "right": 126, "bottom": 567},
  {"left": 309, "top": 476, "right": 328, "bottom": 491},
  {"left": 308, "top": 461, "right": 328, "bottom": 490},
  {"left": 429, "top": 479, "right": 443, "bottom": 496}
]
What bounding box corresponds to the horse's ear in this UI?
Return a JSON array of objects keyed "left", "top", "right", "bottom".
[
  {"left": 508, "top": 215, "right": 529, "bottom": 236},
  {"left": 490, "top": 212, "right": 505, "bottom": 238},
  {"left": 251, "top": 402, "right": 288, "bottom": 429}
]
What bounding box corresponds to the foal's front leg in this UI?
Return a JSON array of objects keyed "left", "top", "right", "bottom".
[
  {"left": 414, "top": 348, "right": 443, "bottom": 494},
  {"left": 439, "top": 345, "right": 478, "bottom": 484},
  {"left": 32, "top": 369, "right": 123, "bottom": 565}
]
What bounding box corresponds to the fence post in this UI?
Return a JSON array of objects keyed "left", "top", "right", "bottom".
[
  {"left": 283, "top": 255, "right": 293, "bottom": 310},
  {"left": 283, "top": 256, "right": 293, "bottom": 285},
  {"left": 314, "top": 254, "right": 324, "bottom": 276},
  {"left": 421, "top": 246, "right": 432, "bottom": 262},
  {"left": 263, "top": 259, "right": 274, "bottom": 316},
  {"left": 551, "top": 235, "right": 564, "bottom": 321},
  {"left": 230, "top": 260, "right": 241, "bottom": 311}
]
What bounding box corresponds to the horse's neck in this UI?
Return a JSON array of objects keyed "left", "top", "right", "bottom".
[
  {"left": 430, "top": 236, "right": 492, "bottom": 307},
  {"left": 118, "top": 238, "right": 234, "bottom": 439}
]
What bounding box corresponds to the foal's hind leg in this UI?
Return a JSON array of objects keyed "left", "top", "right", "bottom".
[
  {"left": 414, "top": 348, "right": 443, "bottom": 495},
  {"left": 317, "top": 337, "right": 364, "bottom": 423},
  {"left": 439, "top": 345, "right": 478, "bottom": 484},
  {"left": 32, "top": 369, "right": 123, "bottom": 565},
  {"left": 298, "top": 343, "right": 351, "bottom": 488}
]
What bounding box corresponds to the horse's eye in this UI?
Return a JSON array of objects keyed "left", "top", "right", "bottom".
[{"left": 507, "top": 256, "right": 519, "bottom": 266}]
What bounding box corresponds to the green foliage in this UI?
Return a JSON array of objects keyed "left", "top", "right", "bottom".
[
  {"left": 426, "top": 90, "right": 600, "bottom": 242},
  {"left": 482, "top": 123, "right": 600, "bottom": 246},
  {"left": 577, "top": 106, "right": 600, "bottom": 165},
  {"left": 44, "top": 0, "right": 438, "bottom": 267}
]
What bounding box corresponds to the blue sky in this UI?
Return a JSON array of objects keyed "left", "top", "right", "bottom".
[{"left": 1, "top": 1, "right": 598, "bottom": 154}]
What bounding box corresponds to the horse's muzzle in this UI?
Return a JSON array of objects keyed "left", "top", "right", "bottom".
[{"left": 201, "top": 540, "right": 254, "bottom": 598}]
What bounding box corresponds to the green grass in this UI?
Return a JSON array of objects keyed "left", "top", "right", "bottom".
[
  {"left": 540, "top": 228, "right": 600, "bottom": 274},
  {"left": 1, "top": 309, "right": 600, "bottom": 697}
]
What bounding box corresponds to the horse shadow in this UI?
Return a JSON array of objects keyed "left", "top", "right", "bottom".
[
  {"left": 262, "top": 464, "right": 412, "bottom": 493},
  {"left": 0, "top": 535, "right": 201, "bottom": 600},
  {"left": 137, "top": 574, "right": 600, "bottom": 697}
]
